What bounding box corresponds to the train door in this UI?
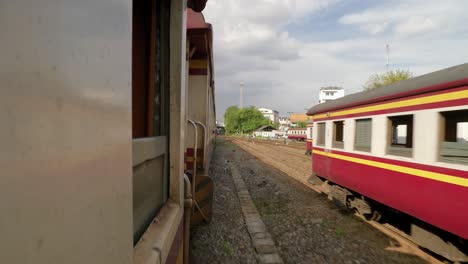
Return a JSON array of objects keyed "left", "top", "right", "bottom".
[
  {"left": 306, "top": 123, "right": 313, "bottom": 155},
  {"left": 132, "top": 0, "right": 171, "bottom": 244}
]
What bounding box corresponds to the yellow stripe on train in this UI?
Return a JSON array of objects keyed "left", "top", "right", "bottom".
[
  {"left": 313, "top": 89, "right": 468, "bottom": 120},
  {"left": 189, "top": 59, "right": 208, "bottom": 69},
  {"left": 313, "top": 149, "right": 468, "bottom": 188}
]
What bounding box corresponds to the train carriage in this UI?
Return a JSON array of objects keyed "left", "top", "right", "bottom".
[
  {"left": 184, "top": 8, "right": 216, "bottom": 225},
  {"left": 287, "top": 127, "right": 307, "bottom": 141},
  {"left": 308, "top": 64, "right": 468, "bottom": 261},
  {"left": 305, "top": 120, "right": 313, "bottom": 155},
  {"left": 0, "top": 1, "right": 213, "bottom": 264}
]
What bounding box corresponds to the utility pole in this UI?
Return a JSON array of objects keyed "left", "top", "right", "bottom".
[
  {"left": 239, "top": 82, "right": 244, "bottom": 109},
  {"left": 386, "top": 44, "right": 390, "bottom": 72}
]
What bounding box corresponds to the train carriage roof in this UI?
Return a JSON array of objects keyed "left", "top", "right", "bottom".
[{"left": 307, "top": 63, "right": 468, "bottom": 116}]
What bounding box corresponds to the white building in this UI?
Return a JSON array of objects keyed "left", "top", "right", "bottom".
[
  {"left": 458, "top": 122, "right": 468, "bottom": 143},
  {"left": 253, "top": 125, "right": 282, "bottom": 138},
  {"left": 319, "top": 86, "right": 345, "bottom": 104},
  {"left": 278, "top": 116, "right": 290, "bottom": 131},
  {"left": 258, "top": 107, "right": 279, "bottom": 123}
]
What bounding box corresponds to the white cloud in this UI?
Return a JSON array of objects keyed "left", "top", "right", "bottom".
[
  {"left": 339, "top": 0, "right": 466, "bottom": 37},
  {"left": 361, "top": 22, "right": 388, "bottom": 35},
  {"left": 204, "top": 0, "right": 468, "bottom": 120},
  {"left": 394, "top": 16, "right": 437, "bottom": 36}
]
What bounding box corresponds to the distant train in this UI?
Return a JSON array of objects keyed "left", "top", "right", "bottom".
[
  {"left": 0, "top": 1, "right": 214, "bottom": 264},
  {"left": 307, "top": 64, "right": 468, "bottom": 262},
  {"left": 287, "top": 127, "right": 307, "bottom": 141}
]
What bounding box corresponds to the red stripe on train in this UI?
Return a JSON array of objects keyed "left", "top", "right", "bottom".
[
  {"left": 309, "top": 79, "right": 468, "bottom": 116},
  {"left": 312, "top": 148, "right": 468, "bottom": 239},
  {"left": 313, "top": 86, "right": 468, "bottom": 121}
]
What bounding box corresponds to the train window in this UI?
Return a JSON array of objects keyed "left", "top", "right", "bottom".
[
  {"left": 132, "top": 0, "right": 171, "bottom": 244},
  {"left": 333, "top": 121, "right": 344, "bottom": 149},
  {"left": 307, "top": 127, "right": 313, "bottom": 139},
  {"left": 387, "top": 115, "right": 413, "bottom": 157},
  {"left": 440, "top": 109, "right": 468, "bottom": 165},
  {"left": 317, "top": 123, "right": 326, "bottom": 146},
  {"left": 355, "top": 118, "right": 372, "bottom": 152}
]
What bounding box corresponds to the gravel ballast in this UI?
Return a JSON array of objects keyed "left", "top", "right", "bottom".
[{"left": 191, "top": 138, "right": 429, "bottom": 264}]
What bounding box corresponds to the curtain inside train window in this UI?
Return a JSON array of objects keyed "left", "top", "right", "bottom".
[
  {"left": 440, "top": 109, "right": 468, "bottom": 165},
  {"left": 355, "top": 118, "right": 372, "bottom": 152}
]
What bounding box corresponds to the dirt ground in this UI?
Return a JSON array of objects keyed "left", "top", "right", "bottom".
[{"left": 190, "top": 137, "right": 429, "bottom": 263}]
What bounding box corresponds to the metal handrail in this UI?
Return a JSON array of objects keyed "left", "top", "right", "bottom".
[
  {"left": 195, "top": 121, "right": 207, "bottom": 169},
  {"left": 186, "top": 119, "right": 209, "bottom": 222},
  {"left": 187, "top": 120, "right": 198, "bottom": 197}
]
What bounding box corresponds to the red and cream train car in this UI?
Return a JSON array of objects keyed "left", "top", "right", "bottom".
[
  {"left": 184, "top": 8, "right": 216, "bottom": 225},
  {"left": 306, "top": 121, "right": 313, "bottom": 155},
  {"left": 308, "top": 64, "right": 468, "bottom": 261},
  {"left": 287, "top": 127, "right": 307, "bottom": 141}
]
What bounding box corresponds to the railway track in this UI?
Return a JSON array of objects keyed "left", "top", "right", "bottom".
[
  {"left": 227, "top": 136, "right": 445, "bottom": 264},
  {"left": 230, "top": 138, "right": 309, "bottom": 160},
  {"left": 356, "top": 213, "right": 444, "bottom": 264},
  {"left": 231, "top": 137, "right": 306, "bottom": 151}
]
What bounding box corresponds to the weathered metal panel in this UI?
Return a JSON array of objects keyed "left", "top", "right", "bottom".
[
  {"left": 0, "top": 1, "right": 133, "bottom": 263},
  {"left": 133, "top": 136, "right": 167, "bottom": 166}
]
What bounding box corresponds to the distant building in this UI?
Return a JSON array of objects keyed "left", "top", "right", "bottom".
[
  {"left": 278, "top": 116, "right": 290, "bottom": 131},
  {"left": 258, "top": 107, "right": 279, "bottom": 123},
  {"left": 253, "top": 125, "right": 280, "bottom": 138},
  {"left": 319, "top": 86, "right": 345, "bottom": 104},
  {"left": 289, "top": 113, "right": 311, "bottom": 127},
  {"left": 458, "top": 123, "right": 468, "bottom": 143}
]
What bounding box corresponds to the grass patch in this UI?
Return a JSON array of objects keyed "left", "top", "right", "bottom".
[
  {"left": 215, "top": 138, "right": 235, "bottom": 149},
  {"left": 223, "top": 241, "right": 234, "bottom": 256},
  {"left": 319, "top": 221, "right": 329, "bottom": 229},
  {"left": 255, "top": 200, "right": 275, "bottom": 215},
  {"left": 335, "top": 227, "right": 345, "bottom": 237}
]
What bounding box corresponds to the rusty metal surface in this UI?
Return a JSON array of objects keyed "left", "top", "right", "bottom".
[{"left": 0, "top": 1, "right": 133, "bottom": 263}]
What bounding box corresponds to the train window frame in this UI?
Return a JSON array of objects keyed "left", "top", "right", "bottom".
[
  {"left": 316, "top": 122, "right": 326, "bottom": 146},
  {"left": 439, "top": 109, "right": 468, "bottom": 165},
  {"left": 333, "top": 120, "right": 344, "bottom": 149},
  {"left": 387, "top": 115, "right": 413, "bottom": 157},
  {"left": 354, "top": 118, "right": 372, "bottom": 152},
  {"left": 131, "top": 0, "right": 171, "bottom": 244}
]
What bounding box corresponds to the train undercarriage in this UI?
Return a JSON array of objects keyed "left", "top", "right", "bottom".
[{"left": 309, "top": 174, "right": 468, "bottom": 263}]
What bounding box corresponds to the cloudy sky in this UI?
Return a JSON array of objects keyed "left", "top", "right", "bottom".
[{"left": 203, "top": 0, "right": 468, "bottom": 120}]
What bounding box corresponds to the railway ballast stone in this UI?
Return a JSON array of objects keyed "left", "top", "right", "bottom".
[
  {"left": 191, "top": 138, "right": 430, "bottom": 264},
  {"left": 230, "top": 163, "right": 284, "bottom": 263}
]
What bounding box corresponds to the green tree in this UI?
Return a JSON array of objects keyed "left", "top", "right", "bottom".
[
  {"left": 364, "top": 69, "right": 413, "bottom": 91},
  {"left": 224, "top": 106, "right": 240, "bottom": 134},
  {"left": 296, "top": 121, "right": 307, "bottom": 128},
  {"left": 223, "top": 106, "right": 270, "bottom": 134},
  {"left": 238, "top": 107, "right": 270, "bottom": 134},
  {"left": 271, "top": 122, "right": 280, "bottom": 129}
]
